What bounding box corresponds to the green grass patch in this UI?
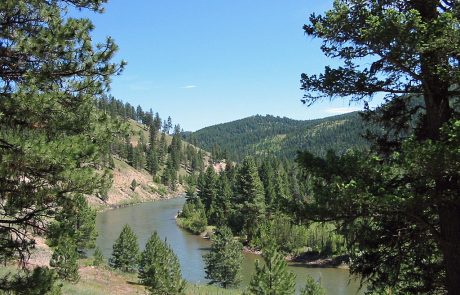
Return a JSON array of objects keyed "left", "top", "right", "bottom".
[{"left": 185, "top": 282, "right": 243, "bottom": 295}]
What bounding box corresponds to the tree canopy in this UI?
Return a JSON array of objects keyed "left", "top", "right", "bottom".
[
  {"left": 0, "top": 0, "right": 123, "bottom": 272},
  {"left": 300, "top": 1, "right": 460, "bottom": 294}
]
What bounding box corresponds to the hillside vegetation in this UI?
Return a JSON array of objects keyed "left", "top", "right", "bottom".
[
  {"left": 91, "top": 97, "right": 209, "bottom": 208},
  {"left": 187, "top": 112, "right": 370, "bottom": 161}
]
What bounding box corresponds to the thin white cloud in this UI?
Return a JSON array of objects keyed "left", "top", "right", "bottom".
[
  {"left": 325, "top": 107, "right": 360, "bottom": 114},
  {"left": 182, "top": 85, "right": 197, "bottom": 89}
]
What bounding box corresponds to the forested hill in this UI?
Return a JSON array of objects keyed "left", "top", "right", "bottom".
[
  {"left": 186, "top": 112, "right": 370, "bottom": 161},
  {"left": 89, "top": 97, "right": 209, "bottom": 207}
]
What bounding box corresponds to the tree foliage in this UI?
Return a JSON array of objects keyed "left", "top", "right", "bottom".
[
  {"left": 300, "top": 1, "right": 460, "bottom": 293},
  {"left": 0, "top": 0, "right": 122, "bottom": 269},
  {"left": 50, "top": 237, "right": 80, "bottom": 283},
  {"left": 204, "top": 226, "right": 243, "bottom": 288},
  {"left": 138, "top": 231, "right": 185, "bottom": 295},
  {"left": 0, "top": 267, "right": 62, "bottom": 295},
  {"left": 237, "top": 157, "right": 266, "bottom": 242},
  {"left": 48, "top": 194, "right": 98, "bottom": 252},
  {"left": 188, "top": 113, "right": 369, "bottom": 161},
  {"left": 110, "top": 224, "right": 139, "bottom": 273},
  {"left": 247, "top": 245, "right": 296, "bottom": 295},
  {"left": 92, "top": 246, "right": 105, "bottom": 267},
  {"left": 300, "top": 276, "right": 325, "bottom": 295}
]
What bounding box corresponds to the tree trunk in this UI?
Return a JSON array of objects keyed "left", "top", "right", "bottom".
[{"left": 439, "top": 205, "right": 460, "bottom": 294}]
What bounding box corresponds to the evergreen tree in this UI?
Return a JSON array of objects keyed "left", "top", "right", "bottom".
[
  {"left": 127, "top": 142, "right": 134, "bottom": 166},
  {"left": 213, "top": 174, "right": 232, "bottom": 226},
  {"left": 0, "top": 267, "right": 62, "bottom": 295},
  {"left": 167, "top": 116, "right": 173, "bottom": 134},
  {"left": 138, "top": 232, "right": 185, "bottom": 295},
  {"left": 136, "top": 106, "right": 144, "bottom": 122},
  {"left": 204, "top": 227, "right": 243, "bottom": 288},
  {"left": 170, "top": 124, "right": 183, "bottom": 171},
  {"left": 153, "top": 113, "right": 162, "bottom": 134},
  {"left": 272, "top": 165, "right": 290, "bottom": 213},
  {"left": 50, "top": 237, "right": 80, "bottom": 283},
  {"left": 258, "top": 160, "right": 276, "bottom": 213},
  {"left": 109, "top": 224, "right": 139, "bottom": 273},
  {"left": 237, "top": 157, "right": 266, "bottom": 242},
  {"left": 162, "top": 158, "right": 177, "bottom": 190},
  {"left": 158, "top": 132, "right": 168, "bottom": 164},
  {"left": 300, "top": 1, "right": 460, "bottom": 293},
  {"left": 247, "top": 245, "right": 296, "bottom": 295},
  {"left": 200, "top": 166, "right": 219, "bottom": 215},
  {"left": 93, "top": 247, "right": 105, "bottom": 267},
  {"left": 48, "top": 195, "right": 98, "bottom": 252},
  {"left": 300, "top": 276, "right": 325, "bottom": 295},
  {"left": 130, "top": 179, "right": 138, "bottom": 191},
  {"left": 147, "top": 147, "right": 160, "bottom": 176},
  {"left": 0, "top": 0, "right": 122, "bottom": 280}
]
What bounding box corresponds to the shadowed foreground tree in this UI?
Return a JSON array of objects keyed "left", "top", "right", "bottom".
[
  {"left": 0, "top": 0, "right": 123, "bottom": 269},
  {"left": 300, "top": 1, "right": 459, "bottom": 294}
]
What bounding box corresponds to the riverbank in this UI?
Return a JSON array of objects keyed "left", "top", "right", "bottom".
[
  {"left": 86, "top": 157, "right": 186, "bottom": 212},
  {"left": 0, "top": 261, "right": 240, "bottom": 295},
  {"left": 175, "top": 216, "right": 349, "bottom": 269},
  {"left": 92, "top": 190, "right": 185, "bottom": 213}
]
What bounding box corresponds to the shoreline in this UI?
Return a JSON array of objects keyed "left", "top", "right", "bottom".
[
  {"left": 94, "top": 191, "right": 185, "bottom": 213},
  {"left": 175, "top": 215, "right": 349, "bottom": 269}
]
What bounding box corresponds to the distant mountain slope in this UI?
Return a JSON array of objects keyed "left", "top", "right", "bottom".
[{"left": 187, "top": 112, "right": 370, "bottom": 161}]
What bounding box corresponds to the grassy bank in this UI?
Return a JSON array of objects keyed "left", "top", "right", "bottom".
[
  {"left": 0, "top": 261, "right": 242, "bottom": 295},
  {"left": 67, "top": 264, "right": 243, "bottom": 295}
]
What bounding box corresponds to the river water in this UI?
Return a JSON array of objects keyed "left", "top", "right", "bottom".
[{"left": 95, "top": 197, "right": 364, "bottom": 294}]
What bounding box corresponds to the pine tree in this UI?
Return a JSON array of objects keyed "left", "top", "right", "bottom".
[
  {"left": 258, "top": 160, "right": 276, "bottom": 213},
  {"left": 204, "top": 227, "right": 243, "bottom": 288},
  {"left": 158, "top": 132, "right": 168, "bottom": 164},
  {"left": 272, "top": 165, "right": 290, "bottom": 213},
  {"left": 0, "top": 267, "right": 62, "bottom": 295},
  {"left": 127, "top": 142, "right": 134, "bottom": 166},
  {"left": 50, "top": 237, "right": 80, "bottom": 283},
  {"left": 167, "top": 116, "right": 173, "bottom": 134},
  {"left": 93, "top": 247, "right": 105, "bottom": 267},
  {"left": 237, "top": 157, "right": 266, "bottom": 242},
  {"left": 147, "top": 148, "right": 159, "bottom": 176},
  {"left": 248, "top": 245, "right": 296, "bottom": 295},
  {"left": 200, "top": 166, "right": 219, "bottom": 219},
  {"left": 170, "top": 124, "right": 183, "bottom": 171},
  {"left": 139, "top": 232, "right": 185, "bottom": 295},
  {"left": 110, "top": 224, "right": 139, "bottom": 272},
  {"left": 300, "top": 276, "right": 325, "bottom": 295},
  {"left": 301, "top": 1, "right": 460, "bottom": 292},
  {"left": 0, "top": 0, "right": 123, "bottom": 272},
  {"left": 48, "top": 195, "right": 98, "bottom": 252},
  {"left": 213, "top": 174, "right": 232, "bottom": 226}
]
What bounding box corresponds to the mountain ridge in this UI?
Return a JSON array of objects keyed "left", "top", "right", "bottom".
[{"left": 186, "top": 111, "right": 370, "bottom": 161}]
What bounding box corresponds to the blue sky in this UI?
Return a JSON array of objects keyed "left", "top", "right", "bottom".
[{"left": 83, "top": 0, "right": 375, "bottom": 131}]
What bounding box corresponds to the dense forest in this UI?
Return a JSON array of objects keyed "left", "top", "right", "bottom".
[
  {"left": 186, "top": 113, "right": 371, "bottom": 161},
  {"left": 178, "top": 157, "right": 346, "bottom": 258}
]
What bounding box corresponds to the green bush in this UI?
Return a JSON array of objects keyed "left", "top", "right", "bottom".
[{"left": 178, "top": 199, "right": 208, "bottom": 234}]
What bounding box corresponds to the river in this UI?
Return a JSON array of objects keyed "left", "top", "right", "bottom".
[{"left": 95, "top": 197, "right": 364, "bottom": 294}]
